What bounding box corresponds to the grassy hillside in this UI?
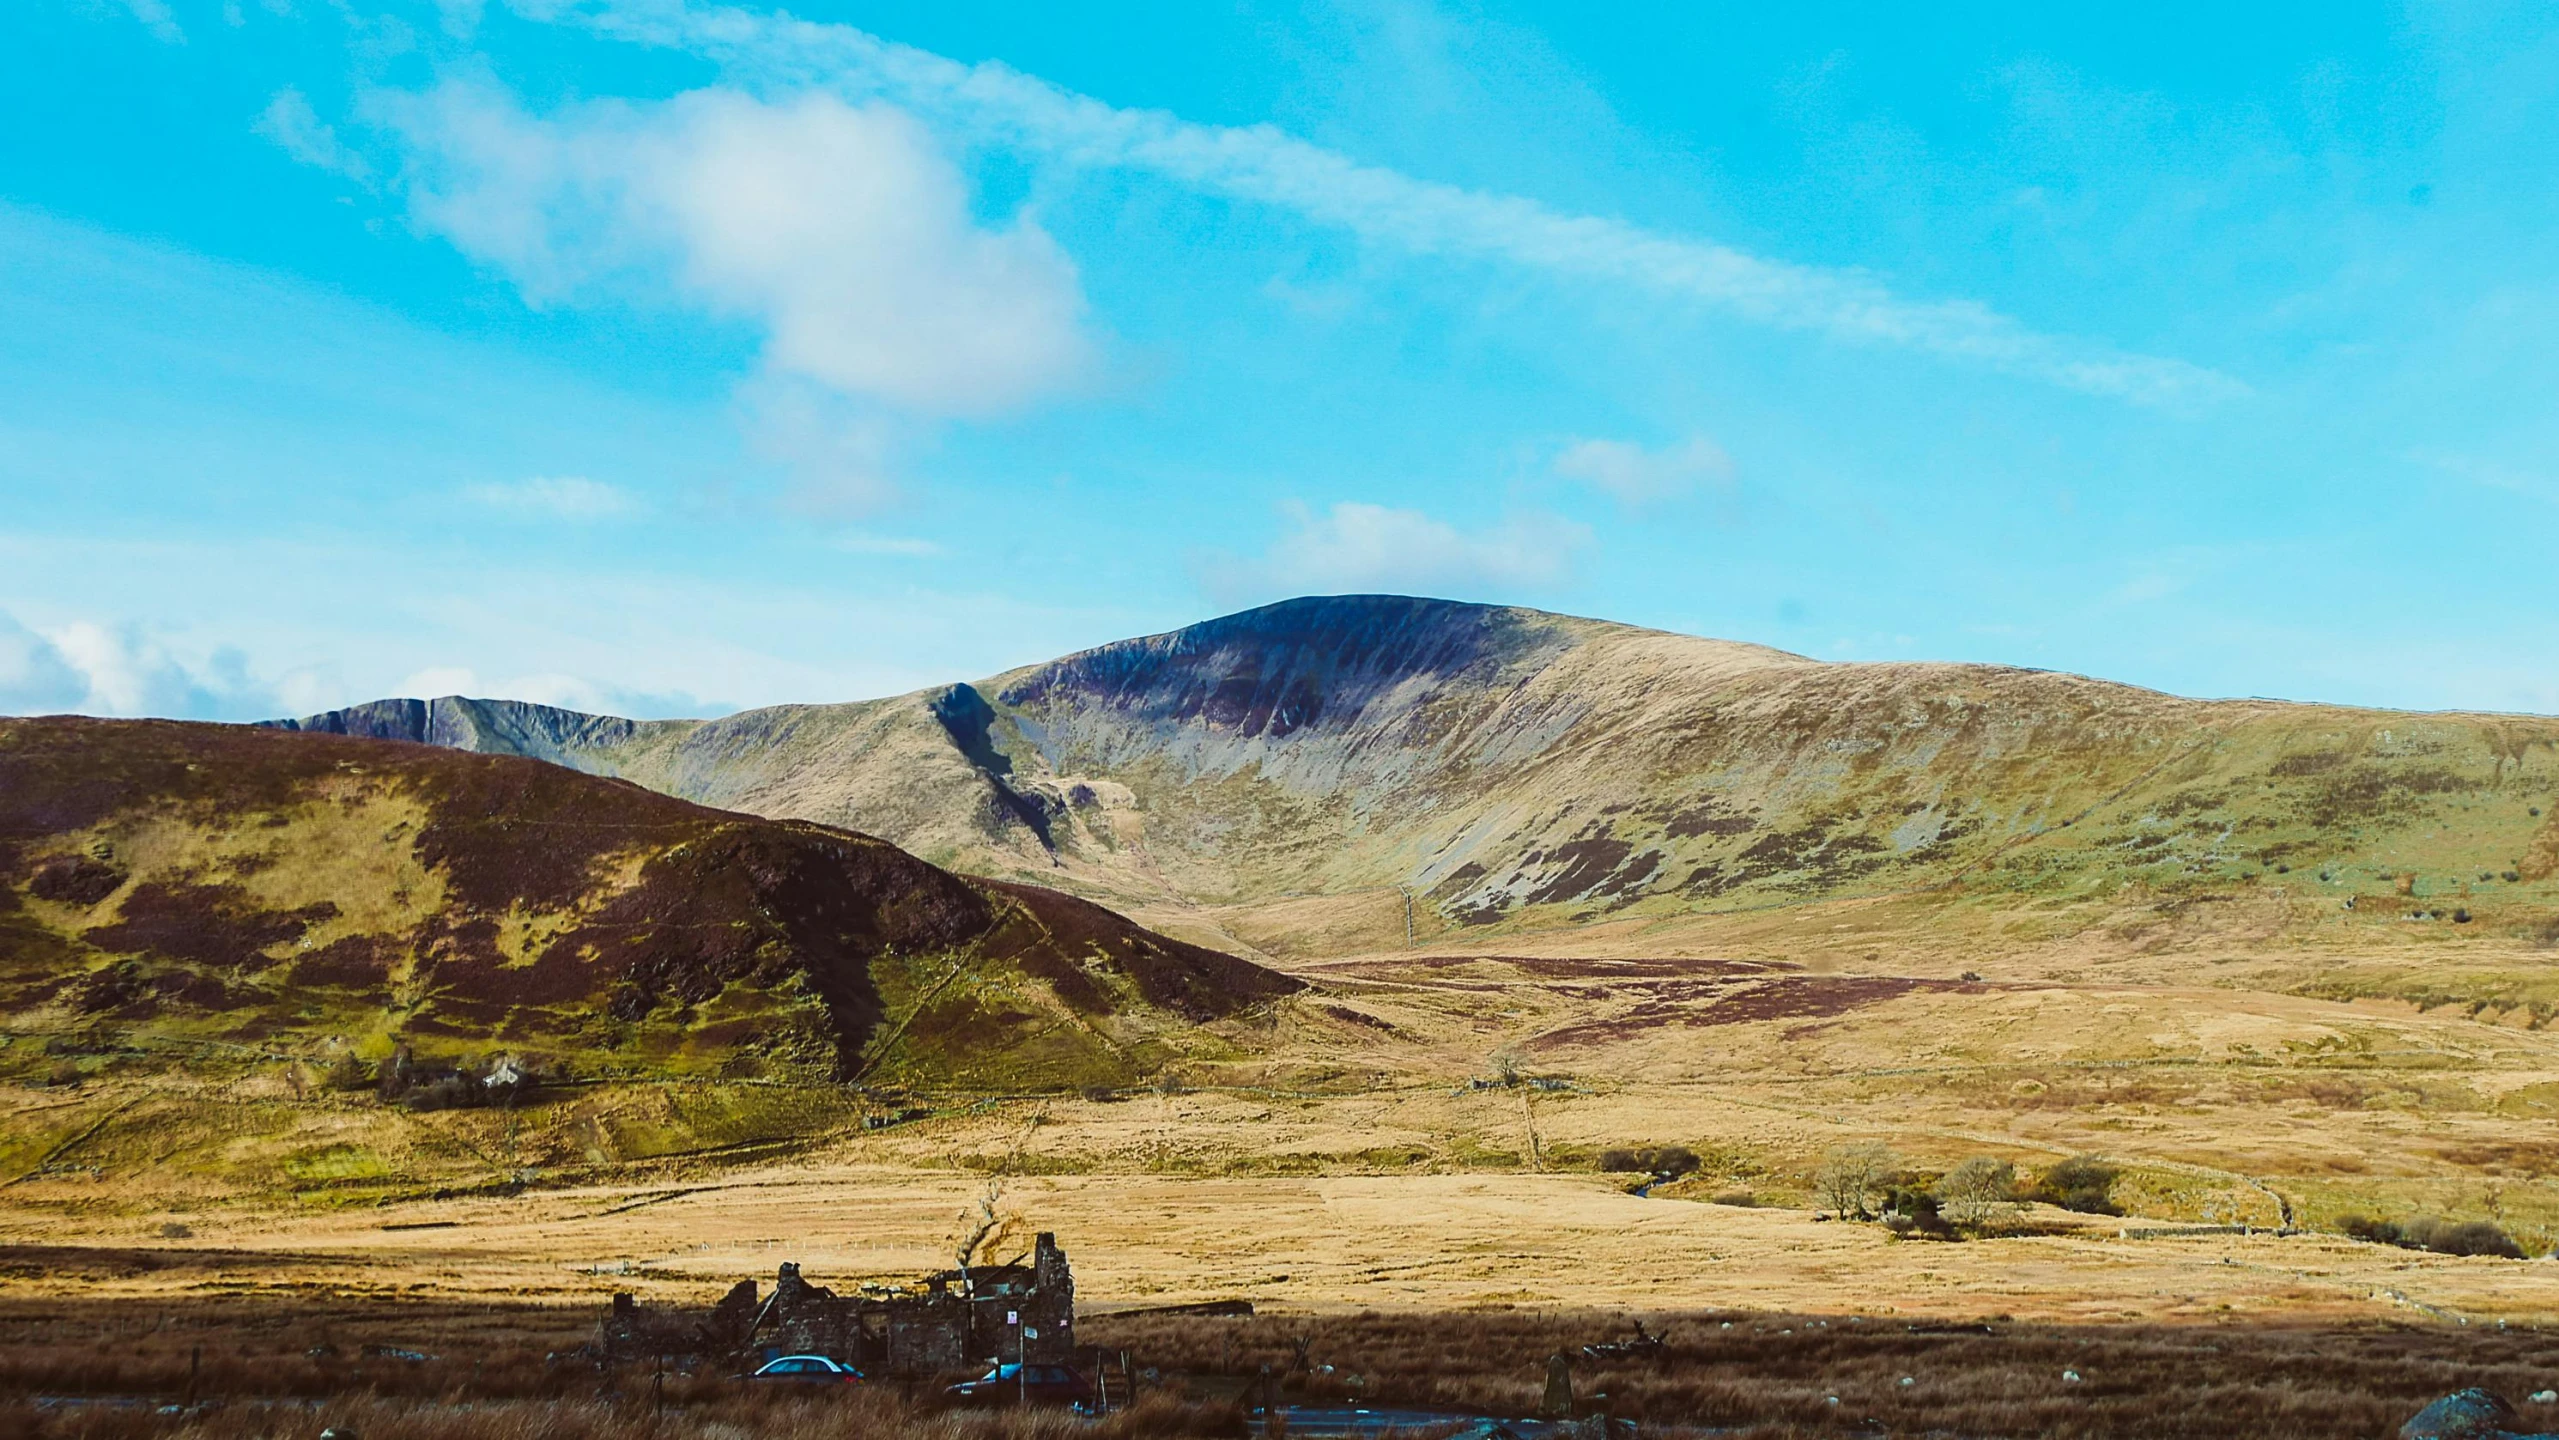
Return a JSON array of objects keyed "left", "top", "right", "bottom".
[
  {"left": 0, "top": 718, "right": 1295, "bottom": 1102},
  {"left": 270, "top": 598, "right": 2559, "bottom": 964},
  {"left": 14, "top": 608, "right": 2554, "bottom": 1316}
]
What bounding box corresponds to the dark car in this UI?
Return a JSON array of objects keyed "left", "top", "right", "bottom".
[
  {"left": 744, "top": 1355, "right": 865, "bottom": 1386},
  {"left": 943, "top": 1362, "right": 1094, "bottom": 1407}
]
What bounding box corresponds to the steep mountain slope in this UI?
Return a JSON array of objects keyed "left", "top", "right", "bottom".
[
  {"left": 0, "top": 718, "right": 1295, "bottom": 1090},
  {"left": 268, "top": 596, "right": 2559, "bottom": 952}
]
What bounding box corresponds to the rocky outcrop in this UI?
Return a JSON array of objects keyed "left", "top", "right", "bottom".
[
  {"left": 262, "top": 695, "right": 681, "bottom": 774},
  {"left": 2402, "top": 1389, "right": 2559, "bottom": 1440}
]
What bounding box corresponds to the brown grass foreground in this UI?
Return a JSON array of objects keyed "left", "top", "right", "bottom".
[{"left": 6, "top": 1296, "right": 2558, "bottom": 1439}]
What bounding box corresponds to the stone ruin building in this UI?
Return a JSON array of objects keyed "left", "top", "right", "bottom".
[{"left": 597, "top": 1231, "right": 1076, "bottom": 1375}]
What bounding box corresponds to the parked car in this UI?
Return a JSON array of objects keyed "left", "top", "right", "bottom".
[
  {"left": 943, "top": 1362, "right": 1095, "bottom": 1407},
  {"left": 744, "top": 1355, "right": 865, "bottom": 1386}
]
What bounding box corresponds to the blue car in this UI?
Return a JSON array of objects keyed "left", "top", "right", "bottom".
[
  {"left": 944, "top": 1362, "right": 1094, "bottom": 1408},
  {"left": 745, "top": 1355, "right": 865, "bottom": 1387}
]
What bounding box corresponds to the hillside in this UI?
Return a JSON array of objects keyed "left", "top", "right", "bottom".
[
  {"left": 0, "top": 718, "right": 1295, "bottom": 1095},
  {"left": 270, "top": 596, "right": 2559, "bottom": 962},
  {"left": 18, "top": 622, "right": 2559, "bottom": 1307}
]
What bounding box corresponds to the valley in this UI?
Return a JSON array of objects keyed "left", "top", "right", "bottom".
[{"left": 7, "top": 597, "right": 2559, "bottom": 1343}]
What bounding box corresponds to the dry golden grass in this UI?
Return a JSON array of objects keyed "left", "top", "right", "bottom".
[
  {"left": 10, "top": 882, "right": 2559, "bottom": 1333},
  {"left": 6, "top": 1160, "right": 2555, "bottom": 1328}
]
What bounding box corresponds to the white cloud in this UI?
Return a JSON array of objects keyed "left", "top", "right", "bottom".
[
  {"left": 375, "top": 78, "right": 1092, "bottom": 418},
  {"left": 829, "top": 530, "right": 943, "bottom": 557},
  {"left": 2406, "top": 449, "right": 2559, "bottom": 505},
  {"left": 736, "top": 375, "right": 902, "bottom": 514},
  {"left": 1212, "top": 501, "right": 1590, "bottom": 602},
  {"left": 396, "top": 665, "right": 482, "bottom": 698},
  {"left": 117, "top": 0, "right": 185, "bottom": 44},
  {"left": 0, "top": 610, "right": 277, "bottom": 720},
  {"left": 436, "top": 0, "right": 486, "bottom": 38},
  {"left": 389, "top": 665, "right": 706, "bottom": 717},
  {"left": 0, "top": 612, "right": 89, "bottom": 714},
  {"left": 462, "top": 474, "right": 639, "bottom": 519},
  {"left": 554, "top": 0, "right": 2241, "bottom": 407},
  {"left": 254, "top": 87, "right": 373, "bottom": 182},
  {"left": 1553, "top": 435, "right": 1733, "bottom": 505}
]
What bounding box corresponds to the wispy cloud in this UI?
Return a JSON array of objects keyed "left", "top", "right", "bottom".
[
  {"left": 117, "top": 0, "right": 186, "bottom": 45},
  {"left": 462, "top": 474, "right": 639, "bottom": 519},
  {"left": 736, "top": 376, "right": 903, "bottom": 515},
  {"left": 373, "top": 77, "right": 1091, "bottom": 418},
  {"left": 829, "top": 530, "right": 942, "bottom": 557},
  {"left": 255, "top": 87, "right": 374, "bottom": 181},
  {"left": 0, "top": 611, "right": 90, "bottom": 713},
  {"left": 335, "top": 72, "right": 1097, "bottom": 510},
  {"left": 543, "top": 0, "right": 2242, "bottom": 407},
  {"left": 2406, "top": 448, "right": 2559, "bottom": 505},
  {"left": 389, "top": 664, "right": 710, "bottom": 716},
  {"left": 1207, "top": 500, "right": 1589, "bottom": 604},
  {"left": 0, "top": 608, "right": 277, "bottom": 720},
  {"left": 1553, "top": 435, "right": 1733, "bottom": 505}
]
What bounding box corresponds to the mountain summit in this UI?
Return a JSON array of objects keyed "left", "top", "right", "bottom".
[{"left": 270, "top": 595, "right": 2559, "bottom": 956}]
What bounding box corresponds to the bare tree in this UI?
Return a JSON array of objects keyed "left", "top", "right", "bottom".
[
  {"left": 1817, "top": 1143, "right": 1896, "bottom": 1220},
  {"left": 1935, "top": 1156, "right": 2020, "bottom": 1229},
  {"left": 951, "top": 1178, "right": 1025, "bottom": 1297}
]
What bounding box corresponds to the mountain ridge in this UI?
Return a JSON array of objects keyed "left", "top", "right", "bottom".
[{"left": 263, "top": 595, "right": 2559, "bottom": 956}]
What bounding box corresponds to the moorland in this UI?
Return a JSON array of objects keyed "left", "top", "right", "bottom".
[{"left": 8, "top": 596, "right": 2559, "bottom": 1433}]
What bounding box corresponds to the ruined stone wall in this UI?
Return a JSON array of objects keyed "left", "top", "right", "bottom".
[
  {"left": 599, "top": 1238, "right": 1078, "bottom": 1377},
  {"left": 1028, "top": 1232, "right": 1074, "bottom": 1363},
  {"left": 886, "top": 1297, "right": 970, "bottom": 1373}
]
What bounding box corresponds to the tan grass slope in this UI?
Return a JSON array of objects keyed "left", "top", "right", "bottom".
[
  {"left": 13, "top": 603, "right": 2557, "bottom": 1326},
  {"left": 271, "top": 595, "right": 2559, "bottom": 958}
]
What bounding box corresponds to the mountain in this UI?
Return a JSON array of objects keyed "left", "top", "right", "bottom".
[
  {"left": 0, "top": 717, "right": 1296, "bottom": 1090},
  {"left": 267, "top": 595, "right": 2559, "bottom": 957}
]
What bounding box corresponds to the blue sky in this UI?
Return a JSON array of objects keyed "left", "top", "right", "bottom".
[{"left": 4, "top": 0, "right": 2557, "bottom": 720}]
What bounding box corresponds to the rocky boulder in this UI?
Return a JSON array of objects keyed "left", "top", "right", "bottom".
[{"left": 2403, "top": 1390, "right": 2559, "bottom": 1440}]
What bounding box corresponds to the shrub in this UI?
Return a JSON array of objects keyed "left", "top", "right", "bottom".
[
  {"left": 1935, "top": 1156, "right": 2019, "bottom": 1228},
  {"left": 1598, "top": 1145, "right": 1702, "bottom": 1180},
  {"left": 1880, "top": 1184, "right": 1957, "bottom": 1238},
  {"left": 324, "top": 1052, "right": 375, "bottom": 1092},
  {"left": 2339, "top": 1214, "right": 2527, "bottom": 1258},
  {"left": 2034, "top": 1155, "right": 2123, "bottom": 1215},
  {"left": 2404, "top": 1216, "right": 2527, "bottom": 1259},
  {"left": 1816, "top": 1142, "right": 1897, "bottom": 1220}
]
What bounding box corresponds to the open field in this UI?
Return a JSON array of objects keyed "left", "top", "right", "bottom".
[
  {"left": 11, "top": 876, "right": 2559, "bottom": 1439},
  {"left": 15, "top": 627, "right": 2559, "bottom": 1353},
  {"left": 6, "top": 1162, "right": 2558, "bottom": 1325},
  {"left": 9, "top": 904, "right": 2559, "bottom": 1325}
]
